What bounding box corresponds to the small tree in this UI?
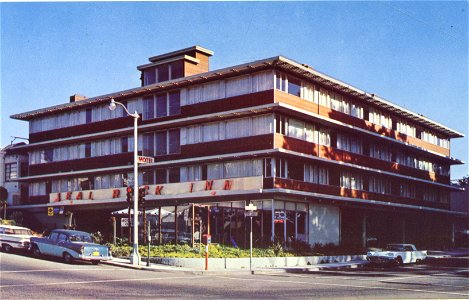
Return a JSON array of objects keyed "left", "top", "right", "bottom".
[{"left": 458, "top": 175, "right": 469, "bottom": 187}]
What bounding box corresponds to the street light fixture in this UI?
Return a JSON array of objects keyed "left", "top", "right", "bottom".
[{"left": 109, "top": 98, "right": 141, "bottom": 265}]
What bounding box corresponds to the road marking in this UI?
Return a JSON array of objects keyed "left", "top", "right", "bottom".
[
  {"left": 0, "top": 275, "right": 201, "bottom": 289},
  {"left": 215, "top": 275, "right": 469, "bottom": 297},
  {"left": 0, "top": 267, "right": 121, "bottom": 273}
]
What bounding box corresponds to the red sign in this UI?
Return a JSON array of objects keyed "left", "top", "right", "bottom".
[{"left": 137, "top": 156, "right": 154, "bottom": 164}]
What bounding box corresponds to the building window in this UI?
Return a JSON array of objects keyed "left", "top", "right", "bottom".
[
  {"left": 158, "top": 64, "right": 169, "bottom": 82},
  {"left": 156, "top": 131, "right": 167, "bottom": 156},
  {"left": 5, "top": 163, "right": 17, "bottom": 180},
  {"left": 168, "top": 129, "right": 180, "bottom": 154},
  {"left": 304, "top": 164, "right": 329, "bottom": 185},
  {"left": 400, "top": 182, "right": 416, "bottom": 199},
  {"left": 143, "top": 133, "right": 155, "bottom": 156},
  {"left": 143, "top": 96, "right": 155, "bottom": 120},
  {"left": 142, "top": 170, "right": 154, "bottom": 185},
  {"left": 337, "top": 133, "right": 363, "bottom": 154},
  {"left": 170, "top": 61, "right": 183, "bottom": 79},
  {"left": 143, "top": 91, "right": 181, "bottom": 120},
  {"left": 121, "top": 137, "right": 129, "bottom": 153},
  {"left": 276, "top": 72, "right": 301, "bottom": 97},
  {"left": 368, "top": 176, "right": 391, "bottom": 194},
  {"left": 85, "top": 143, "right": 91, "bottom": 158},
  {"left": 155, "top": 168, "right": 167, "bottom": 184},
  {"left": 168, "top": 167, "right": 180, "bottom": 183},
  {"left": 340, "top": 171, "right": 363, "bottom": 190},
  {"left": 275, "top": 158, "right": 287, "bottom": 179},
  {"left": 86, "top": 108, "right": 92, "bottom": 124},
  {"left": 144, "top": 67, "right": 156, "bottom": 85},
  {"left": 169, "top": 91, "right": 181, "bottom": 116},
  {"left": 369, "top": 143, "right": 392, "bottom": 161}
]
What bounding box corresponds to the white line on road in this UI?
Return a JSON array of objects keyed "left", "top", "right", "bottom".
[
  {"left": 0, "top": 276, "right": 201, "bottom": 289},
  {"left": 215, "top": 275, "right": 469, "bottom": 297},
  {"left": 0, "top": 268, "right": 121, "bottom": 273}
]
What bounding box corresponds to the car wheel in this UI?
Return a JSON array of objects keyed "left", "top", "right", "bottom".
[
  {"left": 395, "top": 256, "right": 403, "bottom": 266},
  {"left": 91, "top": 260, "right": 100, "bottom": 265},
  {"left": 63, "top": 252, "right": 74, "bottom": 264},
  {"left": 2, "top": 244, "right": 12, "bottom": 253},
  {"left": 31, "top": 245, "right": 41, "bottom": 258}
]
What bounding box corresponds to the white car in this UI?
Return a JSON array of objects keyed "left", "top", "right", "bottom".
[
  {"left": 367, "top": 243, "right": 427, "bottom": 265},
  {"left": 0, "top": 224, "right": 35, "bottom": 252}
]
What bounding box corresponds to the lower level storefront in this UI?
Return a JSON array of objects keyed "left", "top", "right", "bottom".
[{"left": 16, "top": 195, "right": 457, "bottom": 250}]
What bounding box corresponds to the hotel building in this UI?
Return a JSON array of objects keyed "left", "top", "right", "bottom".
[{"left": 9, "top": 46, "right": 464, "bottom": 248}]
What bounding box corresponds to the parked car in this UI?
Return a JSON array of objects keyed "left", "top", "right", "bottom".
[
  {"left": 29, "top": 229, "right": 112, "bottom": 264},
  {"left": 367, "top": 243, "right": 427, "bottom": 265},
  {"left": 0, "top": 224, "right": 35, "bottom": 253}
]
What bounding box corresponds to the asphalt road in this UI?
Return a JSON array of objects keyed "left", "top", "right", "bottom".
[{"left": 1, "top": 251, "right": 468, "bottom": 299}]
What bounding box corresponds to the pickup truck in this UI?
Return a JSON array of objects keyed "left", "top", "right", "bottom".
[{"left": 367, "top": 243, "right": 427, "bottom": 265}]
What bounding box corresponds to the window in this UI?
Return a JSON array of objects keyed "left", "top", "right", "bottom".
[
  {"left": 275, "top": 158, "right": 287, "bottom": 178},
  {"left": 86, "top": 108, "right": 92, "bottom": 124},
  {"left": 143, "top": 133, "right": 154, "bottom": 156},
  {"left": 121, "top": 137, "right": 128, "bottom": 153},
  {"left": 144, "top": 68, "right": 156, "bottom": 85},
  {"left": 304, "top": 164, "right": 329, "bottom": 185},
  {"left": 276, "top": 72, "right": 301, "bottom": 97},
  {"left": 368, "top": 176, "right": 391, "bottom": 194},
  {"left": 156, "top": 94, "right": 167, "bottom": 118},
  {"left": 170, "top": 61, "right": 183, "bottom": 79},
  {"left": 158, "top": 64, "right": 169, "bottom": 82},
  {"left": 5, "top": 163, "right": 17, "bottom": 180},
  {"left": 168, "top": 168, "right": 180, "bottom": 183},
  {"left": 369, "top": 143, "right": 392, "bottom": 161},
  {"left": 169, "top": 91, "right": 181, "bottom": 116},
  {"left": 142, "top": 170, "right": 154, "bottom": 185},
  {"left": 400, "top": 182, "right": 416, "bottom": 198},
  {"left": 155, "top": 168, "right": 167, "bottom": 184},
  {"left": 288, "top": 160, "right": 304, "bottom": 181},
  {"left": 143, "top": 91, "right": 181, "bottom": 120},
  {"left": 42, "top": 149, "right": 54, "bottom": 163},
  {"left": 143, "top": 96, "right": 155, "bottom": 120},
  {"left": 168, "top": 129, "right": 180, "bottom": 154},
  {"left": 156, "top": 131, "right": 167, "bottom": 156},
  {"left": 85, "top": 143, "right": 91, "bottom": 158},
  {"left": 340, "top": 171, "right": 363, "bottom": 190},
  {"left": 337, "top": 134, "right": 363, "bottom": 154}
]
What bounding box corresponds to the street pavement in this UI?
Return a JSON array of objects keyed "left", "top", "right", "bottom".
[{"left": 1, "top": 250, "right": 468, "bottom": 299}]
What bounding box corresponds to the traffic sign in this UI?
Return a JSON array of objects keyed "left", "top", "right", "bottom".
[
  {"left": 245, "top": 211, "right": 258, "bottom": 217},
  {"left": 47, "top": 207, "right": 54, "bottom": 216},
  {"left": 245, "top": 203, "right": 257, "bottom": 211}
]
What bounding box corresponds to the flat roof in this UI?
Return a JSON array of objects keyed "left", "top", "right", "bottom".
[{"left": 10, "top": 55, "right": 464, "bottom": 138}]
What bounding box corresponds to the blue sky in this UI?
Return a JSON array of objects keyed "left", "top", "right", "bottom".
[{"left": 1, "top": 1, "right": 468, "bottom": 179}]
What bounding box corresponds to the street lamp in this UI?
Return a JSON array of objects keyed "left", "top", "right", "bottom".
[{"left": 109, "top": 98, "right": 141, "bottom": 265}]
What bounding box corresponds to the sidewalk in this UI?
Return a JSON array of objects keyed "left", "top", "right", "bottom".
[
  {"left": 101, "top": 248, "right": 469, "bottom": 275},
  {"left": 102, "top": 257, "right": 369, "bottom": 275}
]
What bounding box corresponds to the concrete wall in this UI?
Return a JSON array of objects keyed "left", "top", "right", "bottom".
[
  {"left": 149, "top": 254, "right": 366, "bottom": 269},
  {"left": 309, "top": 204, "right": 340, "bottom": 246}
]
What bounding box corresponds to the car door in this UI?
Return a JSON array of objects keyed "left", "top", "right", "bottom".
[
  {"left": 51, "top": 233, "right": 68, "bottom": 257},
  {"left": 40, "top": 232, "right": 59, "bottom": 255},
  {"left": 404, "top": 246, "right": 414, "bottom": 263}
]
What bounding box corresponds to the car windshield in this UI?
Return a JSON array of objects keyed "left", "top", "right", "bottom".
[
  {"left": 4, "top": 229, "right": 32, "bottom": 235},
  {"left": 69, "top": 235, "right": 93, "bottom": 243},
  {"left": 386, "top": 245, "right": 404, "bottom": 251}
]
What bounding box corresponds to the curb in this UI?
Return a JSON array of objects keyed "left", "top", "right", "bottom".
[
  {"left": 101, "top": 260, "right": 254, "bottom": 276},
  {"left": 102, "top": 259, "right": 368, "bottom": 275}
]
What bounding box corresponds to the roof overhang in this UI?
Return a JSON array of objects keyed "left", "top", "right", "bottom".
[{"left": 11, "top": 55, "right": 464, "bottom": 138}]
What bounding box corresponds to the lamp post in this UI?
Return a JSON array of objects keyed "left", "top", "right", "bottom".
[{"left": 109, "top": 98, "right": 141, "bottom": 265}]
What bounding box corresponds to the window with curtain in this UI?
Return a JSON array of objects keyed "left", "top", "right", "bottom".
[{"left": 340, "top": 171, "right": 363, "bottom": 190}]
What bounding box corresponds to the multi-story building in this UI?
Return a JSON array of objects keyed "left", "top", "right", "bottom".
[
  {"left": 0, "top": 143, "right": 29, "bottom": 210},
  {"left": 9, "top": 46, "right": 464, "bottom": 248}
]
